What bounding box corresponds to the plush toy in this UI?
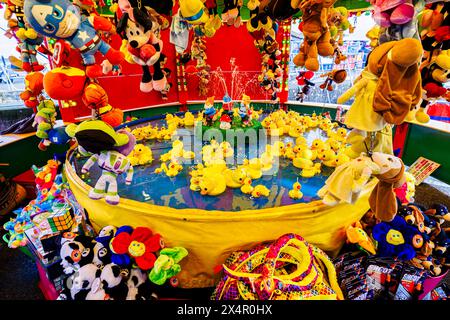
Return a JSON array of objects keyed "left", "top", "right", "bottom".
[
  {"left": 20, "top": 71, "right": 44, "bottom": 108},
  {"left": 33, "top": 99, "right": 57, "bottom": 150},
  {"left": 417, "top": 1, "right": 449, "bottom": 64},
  {"left": 371, "top": 0, "right": 420, "bottom": 43},
  {"left": 148, "top": 247, "right": 188, "bottom": 285},
  {"left": 4, "top": 0, "right": 25, "bottom": 28},
  {"left": 425, "top": 204, "right": 450, "bottom": 225},
  {"left": 372, "top": 215, "right": 422, "bottom": 261},
  {"left": 59, "top": 263, "right": 102, "bottom": 300},
  {"left": 317, "top": 153, "right": 381, "bottom": 206},
  {"left": 295, "top": 70, "right": 315, "bottom": 102},
  {"left": 66, "top": 120, "right": 135, "bottom": 205},
  {"left": 340, "top": 38, "right": 423, "bottom": 135},
  {"left": 368, "top": 152, "right": 406, "bottom": 222},
  {"left": 59, "top": 234, "right": 96, "bottom": 274},
  {"left": 292, "top": 0, "right": 336, "bottom": 71},
  {"left": 328, "top": 6, "right": 353, "bottom": 46},
  {"left": 110, "top": 226, "right": 163, "bottom": 270},
  {"left": 127, "top": 268, "right": 158, "bottom": 300},
  {"left": 44, "top": 67, "right": 124, "bottom": 127},
  {"left": 97, "top": 263, "right": 130, "bottom": 300},
  {"left": 319, "top": 69, "right": 347, "bottom": 91},
  {"left": 117, "top": 8, "right": 167, "bottom": 93},
  {"left": 24, "top": 0, "right": 124, "bottom": 78},
  {"left": 414, "top": 51, "right": 450, "bottom": 123},
  {"left": 366, "top": 25, "right": 381, "bottom": 48},
  {"left": 15, "top": 27, "right": 45, "bottom": 72},
  {"left": 179, "top": 0, "right": 209, "bottom": 24},
  {"left": 345, "top": 221, "right": 376, "bottom": 255}
]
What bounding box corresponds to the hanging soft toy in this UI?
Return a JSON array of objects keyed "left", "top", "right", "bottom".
[
  {"left": 24, "top": 0, "right": 124, "bottom": 79},
  {"left": 366, "top": 25, "right": 381, "bottom": 48},
  {"left": 43, "top": 66, "right": 124, "bottom": 127},
  {"left": 217, "top": 0, "right": 241, "bottom": 27},
  {"left": 328, "top": 6, "right": 353, "bottom": 47},
  {"left": 20, "top": 71, "right": 44, "bottom": 108},
  {"left": 15, "top": 27, "right": 45, "bottom": 72},
  {"left": 179, "top": 0, "right": 209, "bottom": 25},
  {"left": 116, "top": 8, "right": 167, "bottom": 93},
  {"left": 414, "top": 51, "right": 450, "bottom": 123},
  {"left": 66, "top": 120, "right": 135, "bottom": 205},
  {"left": 295, "top": 70, "right": 315, "bottom": 102},
  {"left": 246, "top": 0, "right": 273, "bottom": 36},
  {"left": 418, "top": 2, "right": 449, "bottom": 65},
  {"left": 33, "top": 99, "right": 57, "bottom": 151},
  {"left": 292, "top": 0, "right": 336, "bottom": 71},
  {"left": 370, "top": 0, "right": 419, "bottom": 43},
  {"left": 319, "top": 69, "right": 347, "bottom": 91},
  {"left": 4, "top": 0, "right": 25, "bottom": 28}
]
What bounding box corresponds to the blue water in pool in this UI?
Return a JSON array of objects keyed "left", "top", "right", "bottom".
[{"left": 71, "top": 119, "right": 336, "bottom": 211}]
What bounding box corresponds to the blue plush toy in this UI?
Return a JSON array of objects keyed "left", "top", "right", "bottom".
[
  {"left": 372, "top": 215, "right": 423, "bottom": 261},
  {"left": 23, "top": 0, "right": 124, "bottom": 78}
]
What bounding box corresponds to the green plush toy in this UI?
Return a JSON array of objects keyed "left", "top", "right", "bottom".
[
  {"left": 34, "top": 100, "right": 57, "bottom": 139},
  {"left": 149, "top": 247, "right": 188, "bottom": 285}
]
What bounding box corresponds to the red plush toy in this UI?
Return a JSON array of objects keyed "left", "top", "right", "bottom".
[{"left": 43, "top": 67, "right": 124, "bottom": 127}]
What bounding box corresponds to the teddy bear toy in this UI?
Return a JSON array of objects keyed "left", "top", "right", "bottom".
[
  {"left": 117, "top": 7, "right": 167, "bottom": 93},
  {"left": 292, "top": 0, "right": 336, "bottom": 71},
  {"left": 24, "top": 0, "right": 124, "bottom": 79},
  {"left": 66, "top": 120, "right": 136, "bottom": 205},
  {"left": 15, "top": 26, "right": 45, "bottom": 72},
  {"left": 328, "top": 6, "right": 353, "bottom": 46},
  {"left": 33, "top": 99, "right": 57, "bottom": 150}
]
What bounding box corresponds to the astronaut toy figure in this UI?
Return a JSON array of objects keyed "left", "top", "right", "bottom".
[
  {"left": 24, "top": 0, "right": 124, "bottom": 78},
  {"left": 80, "top": 130, "right": 136, "bottom": 205}
]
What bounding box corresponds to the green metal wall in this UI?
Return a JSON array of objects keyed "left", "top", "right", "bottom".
[{"left": 402, "top": 124, "right": 450, "bottom": 185}]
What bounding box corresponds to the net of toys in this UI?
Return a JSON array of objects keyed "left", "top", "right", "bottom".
[{"left": 0, "top": 0, "right": 449, "bottom": 301}]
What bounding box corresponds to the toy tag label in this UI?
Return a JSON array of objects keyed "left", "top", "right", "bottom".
[{"left": 407, "top": 157, "right": 440, "bottom": 185}]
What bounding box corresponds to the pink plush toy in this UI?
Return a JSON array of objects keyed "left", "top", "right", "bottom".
[{"left": 370, "top": 0, "right": 415, "bottom": 27}]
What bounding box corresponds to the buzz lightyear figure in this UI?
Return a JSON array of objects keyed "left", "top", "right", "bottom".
[{"left": 81, "top": 150, "right": 134, "bottom": 205}]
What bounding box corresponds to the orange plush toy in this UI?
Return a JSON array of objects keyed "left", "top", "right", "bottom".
[
  {"left": 44, "top": 66, "right": 123, "bottom": 127},
  {"left": 292, "top": 0, "right": 336, "bottom": 71},
  {"left": 20, "top": 71, "right": 44, "bottom": 108}
]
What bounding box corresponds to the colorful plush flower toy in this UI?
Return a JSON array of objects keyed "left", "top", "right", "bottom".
[
  {"left": 110, "top": 226, "right": 164, "bottom": 271},
  {"left": 372, "top": 215, "right": 424, "bottom": 261},
  {"left": 149, "top": 247, "right": 188, "bottom": 286}
]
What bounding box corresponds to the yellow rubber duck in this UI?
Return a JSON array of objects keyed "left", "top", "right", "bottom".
[
  {"left": 272, "top": 141, "right": 285, "bottom": 157},
  {"left": 183, "top": 112, "right": 195, "bottom": 127},
  {"left": 300, "top": 163, "right": 321, "bottom": 178},
  {"left": 251, "top": 185, "right": 270, "bottom": 198},
  {"left": 224, "top": 168, "right": 247, "bottom": 188},
  {"left": 199, "top": 174, "right": 226, "bottom": 196},
  {"left": 189, "top": 163, "right": 205, "bottom": 177},
  {"left": 190, "top": 176, "right": 202, "bottom": 191},
  {"left": 155, "top": 162, "right": 183, "bottom": 177},
  {"left": 284, "top": 146, "right": 296, "bottom": 160},
  {"left": 240, "top": 177, "right": 254, "bottom": 194},
  {"left": 144, "top": 126, "right": 158, "bottom": 140},
  {"left": 288, "top": 125, "right": 304, "bottom": 138},
  {"left": 334, "top": 153, "right": 350, "bottom": 167},
  {"left": 295, "top": 136, "right": 308, "bottom": 147},
  {"left": 293, "top": 156, "right": 314, "bottom": 169},
  {"left": 288, "top": 181, "right": 303, "bottom": 199},
  {"left": 240, "top": 158, "right": 263, "bottom": 179},
  {"left": 326, "top": 138, "right": 342, "bottom": 153},
  {"left": 310, "top": 139, "right": 328, "bottom": 151},
  {"left": 335, "top": 127, "right": 348, "bottom": 143},
  {"left": 128, "top": 144, "right": 153, "bottom": 166},
  {"left": 319, "top": 149, "right": 337, "bottom": 167},
  {"left": 220, "top": 141, "right": 234, "bottom": 158}
]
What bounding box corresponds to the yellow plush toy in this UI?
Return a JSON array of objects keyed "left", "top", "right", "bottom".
[{"left": 179, "top": 0, "right": 209, "bottom": 24}]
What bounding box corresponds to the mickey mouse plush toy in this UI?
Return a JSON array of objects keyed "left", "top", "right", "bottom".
[{"left": 117, "top": 7, "right": 167, "bottom": 93}]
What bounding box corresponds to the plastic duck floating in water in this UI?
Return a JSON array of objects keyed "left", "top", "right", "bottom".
[
  {"left": 289, "top": 181, "right": 303, "bottom": 199},
  {"left": 251, "top": 185, "right": 270, "bottom": 198},
  {"left": 240, "top": 177, "right": 254, "bottom": 194},
  {"left": 300, "top": 163, "right": 322, "bottom": 178},
  {"left": 128, "top": 144, "right": 153, "bottom": 166}
]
